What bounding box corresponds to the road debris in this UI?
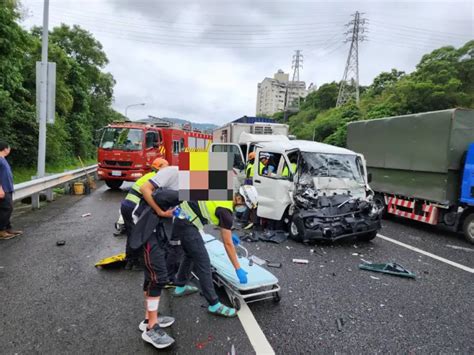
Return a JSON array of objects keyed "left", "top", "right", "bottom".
[
  {"left": 249, "top": 255, "right": 266, "bottom": 266},
  {"left": 266, "top": 262, "right": 282, "bottom": 268},
  {"left": 228, "top": 344, "right": 236, "bottom": 355},
  {"left": 359, "top": 262, "right": 416, "bottom": 279},
  {"left": 257, "top": 230, "right": 288, "bottom": 244},
  {"left": 336, "top": 318, "right": 344, "bottom": 332},
  {"left": 81, "top": 213, "right": 91, "bottom": 218},
  {"left": 293, "top": 259, "right": 309, "bottom": 264},
  {"left": 56, "top": 240, "right": 66, "bottom": 246},
  {"left": 370, "top": 276, "right": 380, "bottom": 280}
]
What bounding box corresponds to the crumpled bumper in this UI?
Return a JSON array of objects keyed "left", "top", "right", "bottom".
[{"left": 293, "top": 210, "right": 381, "bottom": 242}]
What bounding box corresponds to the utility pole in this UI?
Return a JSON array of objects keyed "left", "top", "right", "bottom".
[
  {"left": 37, "top": 0, "right": 49, "bottom": 179},
  {"left": 283, "top": 49, "right": 303, "bottom": 120},
  {"left": 336, "top": 11, "right": 367, "bottom": 107}
]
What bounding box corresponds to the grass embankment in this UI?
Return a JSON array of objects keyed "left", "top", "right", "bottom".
[{"left": 13, "top": 158, "right": 97, "bottom": 184}]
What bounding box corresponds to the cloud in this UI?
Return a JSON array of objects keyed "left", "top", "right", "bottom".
[{"left": 20, "top": 0, "right": 474, "bottom": 125}]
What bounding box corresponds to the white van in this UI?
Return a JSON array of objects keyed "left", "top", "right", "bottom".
[{"left": 211, "top": 140, "right": 382, "bottom": 243}]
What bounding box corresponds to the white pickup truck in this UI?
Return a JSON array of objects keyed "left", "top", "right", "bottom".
[{"left": 211, "top": 139, "right": 382, "bottom": 243}]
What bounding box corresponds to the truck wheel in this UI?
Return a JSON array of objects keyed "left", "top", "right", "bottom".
[
  {"left": 357, "top": 230, "right": 378, "bottom": 242},
  {"left": 105, "top": 180, "right": 123, "bottom": 190},
  {"left": 462, "top": 214, "right": 474, "bottom": 245},
  {"left": 289, "top": 217, "right": 305, "bottom": 242}
]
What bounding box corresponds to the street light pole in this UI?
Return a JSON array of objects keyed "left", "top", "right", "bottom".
[
  {"left": 37, "top": 0, "right": 49, "bottom": 179},
  {"left": 125, "top": 103, "right": 146, "bottom": 119},
  {"left": 312, "top": 126, "right": 317, "bottom": 141}
]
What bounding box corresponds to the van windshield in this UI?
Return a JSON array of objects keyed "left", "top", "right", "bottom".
[
  {"left": 300, "top": 152, "right": 364, "bottom": 184},
  {"left": 100, "top": 128, "right": 143, "bottom": 151}
]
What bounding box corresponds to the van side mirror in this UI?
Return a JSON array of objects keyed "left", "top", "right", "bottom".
[{"left": 367, "top": 173, "right": 372, "bottom": 183}]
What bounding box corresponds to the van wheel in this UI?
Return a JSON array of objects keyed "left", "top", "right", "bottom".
[
  {"left": 289, "top": 216, "right": 305, "bottom": 242},
  {"left": 357, "top": 231, "right": 377, "bottom": 242},
  {"left": 462, "top": 213, "right": 474, "bottom": 245},
  {"left": 373, "top": 194, "right": 387, "bottom": 218},
  {"left": 105, "top": 180, "right": 123, "bottom": 190}
]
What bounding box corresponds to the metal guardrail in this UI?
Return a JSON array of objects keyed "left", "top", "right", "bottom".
[{"left": 13, "top": 164, "right": 97, "bottom": 208}]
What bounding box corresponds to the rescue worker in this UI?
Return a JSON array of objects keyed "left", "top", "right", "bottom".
[
  {"left": 137, "top": 161, "right": 179, "bottom": 349},
  {"left": 282, "top": 159, "right": 297, "bottom": 177},
  {"left": 259, "top": 152, "right": 271, "bottom": 175},
  {"left": 172, "top": 194, "right": 256, "bottom": 317},
  {"left": 245, "top": 152, "right": 256, "bottom": 180},
  {"left": 121, "top": 158, "right": 168, "bottom": 270}
]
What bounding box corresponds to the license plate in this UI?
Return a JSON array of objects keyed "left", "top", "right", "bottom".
[{"left": 111, "top": 171, "right": 122, "bottom": 176}]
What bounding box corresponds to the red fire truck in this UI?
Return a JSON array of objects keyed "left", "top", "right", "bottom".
[{"left": 97, "top": 121, "right": 212, "bottom": 189}]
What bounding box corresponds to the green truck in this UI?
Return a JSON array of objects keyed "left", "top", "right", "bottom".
[{"left": 347, "top": 108, "right": 474, "bottom": 243}]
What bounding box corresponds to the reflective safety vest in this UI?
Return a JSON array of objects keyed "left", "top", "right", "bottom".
[
  {"left": 259, "top": 161, "right": 266, "bottom": 175},
  {"left": 125, "top": 172, "right": 156, "bottom": 204},
  {"left": 180, "top": 200, "right": 233, "bottom": 230},
  {"left": 246, "top": 162, "right": 254, "bottom": 178},
  {"left": 282, "top": 163, "right": 297, "bottom": 177}
]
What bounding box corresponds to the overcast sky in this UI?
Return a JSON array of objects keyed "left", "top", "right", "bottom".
[{"left": 20, "top": 0, "right": 473, "bottom": 125}]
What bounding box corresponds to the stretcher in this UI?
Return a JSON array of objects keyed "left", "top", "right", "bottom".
[{"left": 200, "top": 233, "right": 281, "bottom": 310}]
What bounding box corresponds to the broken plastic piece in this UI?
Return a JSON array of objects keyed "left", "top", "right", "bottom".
[
  {"left": 359, "top": 262, "right": 416, "bottom": 279},
  {"left": 81, "top": 213, "right": 91, "bottom": 218},
  {"left": 267, "top": 262, "right": 282, "bottom": 268},
  {"left": 249, "top": 255, "right": 266, "bottom": 266},
  {"left": 292, "top": 259, "right": 309, "bottom": 264},
  {"left": 56, "top": 240, "right": 66, "bottom": 246}
]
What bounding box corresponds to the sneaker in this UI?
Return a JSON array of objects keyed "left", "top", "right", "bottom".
[
  {"left": 164, "top": 281, "right": 177, "bottom": 289},
  {"left": 0, "top": 231, "right": 17, "bottom": 240},
  {"left": 138, "top": 316, "right": 175, "bottom": 332},
  {"left": 243, "top": 222, "right": 254, "bottom": 230},
  {"left": 141, "top": 324, "right": 175, "bottom": 349}
]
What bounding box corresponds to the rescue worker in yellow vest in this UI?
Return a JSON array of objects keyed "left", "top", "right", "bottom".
[
  {"left": 259, "top": 152, "right": 271, "bottom": 175},
  {"left": 171, "top": 196, "right": 251, "bottom": 317},
  {"left": 245, "top": 152, "right": 256, "bottom": 179},
  {"left": 282, "top": 161, "right": 297, "bottom": 177},
  {"left": 121, "top": 158, "right": 169, "bottom": 270}
]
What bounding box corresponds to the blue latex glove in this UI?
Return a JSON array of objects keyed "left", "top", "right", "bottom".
[
  {"left": 232, "top": 233, "right": 240, "bottom": 246},
  {"left": 236, "top": 268, "right": 248, "bottom": 284}
]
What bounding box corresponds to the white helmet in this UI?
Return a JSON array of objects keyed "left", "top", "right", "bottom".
[{"left": 239, "top": 185, "right": 258, "bottom": 209}]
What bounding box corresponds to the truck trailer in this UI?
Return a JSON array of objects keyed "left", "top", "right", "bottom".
[
  {"left": 347, "top": 108, "right": 474, "bottom": 244},
  {"left": 213, "top": 117, "right": 290, "bottom": 161}
]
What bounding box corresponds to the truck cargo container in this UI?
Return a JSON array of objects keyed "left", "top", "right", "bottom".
[{"left": 347, "top": 108, "right": 474, "bottom": 243}]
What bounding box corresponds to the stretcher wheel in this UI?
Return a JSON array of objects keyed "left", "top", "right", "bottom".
[
  {"left": 273, "top": 292, "right": 281, "bottom": 303},
  {"left": 232, "top": 297, "right": 241, "bottom": 310}
]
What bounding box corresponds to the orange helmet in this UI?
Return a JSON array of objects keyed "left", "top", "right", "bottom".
[
  {"left": 248, "top": 152, "right": 256, "bottom": 160},
  {"left": 151, "top": 158, "right": 169, "bottom": 171}
]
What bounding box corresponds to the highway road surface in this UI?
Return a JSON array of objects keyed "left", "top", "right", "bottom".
[{"left": 1, "top": 183, "right": 473, "bottom": 354}]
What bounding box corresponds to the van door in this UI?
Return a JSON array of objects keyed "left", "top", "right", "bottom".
[
  {"left": 210, "top": 143, "right": 246, "bottom": 192},
  {"left": 253, "top": 148, "right": 294, "bottom": 221}
]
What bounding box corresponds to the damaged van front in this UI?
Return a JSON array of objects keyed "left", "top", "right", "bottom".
[
  {"left": 289, "top": 149, "right": 382, "bottom": 242},
  {"left": 211, "top": 139, "right": 382, "bottom": 243}
]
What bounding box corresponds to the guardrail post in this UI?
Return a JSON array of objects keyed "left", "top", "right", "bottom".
[
  {"left": 45, "top": 188, "right": 54, "bottom": 202},
  {"left": 32, "top": 193, "right": 40, "bottom": 209}
]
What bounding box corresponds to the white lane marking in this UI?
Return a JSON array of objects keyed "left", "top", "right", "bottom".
[
  {"left": 377, "top": 234, "right": 474, "bottom": 274},
  {"left": 237, "top": 300, "right": 275, "bottom": 355},
  {"left": 445, "top": 244, "right": 474, "bottom": 252}
]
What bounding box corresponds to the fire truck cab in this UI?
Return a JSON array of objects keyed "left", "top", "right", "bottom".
[{"left": 97, "top": 121, "right": 212, "bottom": 189}]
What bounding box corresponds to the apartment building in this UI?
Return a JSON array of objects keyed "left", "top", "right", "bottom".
[{"left": 256, "top": 69, "right": 307, "bottom": 116}]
